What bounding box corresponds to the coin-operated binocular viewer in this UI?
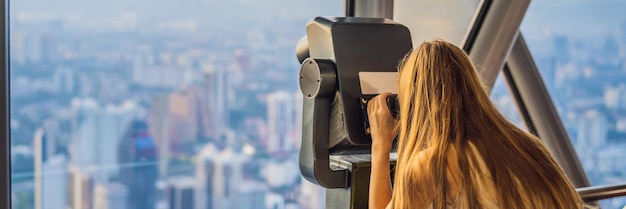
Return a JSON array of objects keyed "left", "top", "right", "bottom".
[{"left": 296, "top": 17, "right": 412, "bottom": 208}]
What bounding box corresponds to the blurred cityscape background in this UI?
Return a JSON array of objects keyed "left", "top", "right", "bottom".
[{"left": 7, "top": 0, "right": 626, "bottom": 208}]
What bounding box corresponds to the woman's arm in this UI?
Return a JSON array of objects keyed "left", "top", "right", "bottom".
[
  {"left": 370, "top": 150, "right": 393, "bottom": 209},
  {"left": 367, "top": 93, "right": 396, "bottom": 209}
]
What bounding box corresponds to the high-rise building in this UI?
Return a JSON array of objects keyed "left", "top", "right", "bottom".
[
  {"left": 167, "top": 87, "right": 203, "bottom": 152},
  {"left": 195, "top": 144, "right": 260, "bottom": 209},
  {"left": 576, "top": 109, "right": 608, "bottom": 156},
  {"left": 166, "top": 176, "right": 196, "bottom": 209},
  {"left": 266, "top": 91, "right": 295, "bottom": 154},
  {"left": 202, "top": 65, "right": 228, "bottom": 139},
  {"left": 194, "top": 144, "right": 218, "bottom": 209},
  {"left": 71, "top": 98, "right": 140, "bottom": 181},
  {"left": 66, "top": 164, "right": 94, "bottom": 209},
  {"left": 34, "top": 122, "right": 68, "bottom": 209},
  {"left": 149, "top": 95, "right": 171, "bottom": 176},
  {"left": 33, "top": 121, "right": 59, "bottom": 163},
  {"left": 293, "top": 91, "right": 303, "bottom": 150},
  {"left": 150, "top": 84, "right": 220, "bottom": 175},
  {"left": 118, "top": 120, "right": 158, "bottom": 209},
  {"left": 93, "top": 183, "right": 128, "bottom": 209},
  {"left": 35, "top": 155, "right": 67, "bottom": 209}
]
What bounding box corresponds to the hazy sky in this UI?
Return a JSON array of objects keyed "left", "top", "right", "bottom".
[
  {"left": 9, "top": 0, "right": 625, "bottom": 42},
  {"left": 10, "top": 0, "right": 342, "bottom": 21},
  {"left": 522, "top": 0, "right": 626, "bottom": 40}
]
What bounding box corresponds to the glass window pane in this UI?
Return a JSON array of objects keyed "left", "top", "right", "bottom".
[
  {"left": 9, "top": 1, "right": 339, "bottom": 209},
  {"left": 394, "top": 0, "right": 481, "bottom": 46},
  {"left": 522, "top": 0, "right": 626, "bottom": 207}
]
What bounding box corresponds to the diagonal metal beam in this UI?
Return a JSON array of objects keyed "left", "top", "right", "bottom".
[
  {"left": 462, "top": 0, "right": 530, "bottom": 93},
  {"left": 504, "top": 34, "right": 591, "bottom": 188},
  {"left": 462, "top": 0, "right": 591, "bottom": 189}
]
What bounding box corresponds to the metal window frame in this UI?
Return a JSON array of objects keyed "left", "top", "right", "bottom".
[
  {"left": 462, "top": 0, "right": 530, "bottom": 93},
  {"left": 462, "top": 0, "right": 492, "bottom": 53},
  {"left": 461, "top": 0, "right": 590, "bottom": 188},
  {"left": 504, "top": 34, "right": 590, "bottom": 188},
  {"left": 1, "top": 0, "right": 10, "bottom": 207},
  {"left": 390, "top": 0, "right": 591, "bottom": 189}
]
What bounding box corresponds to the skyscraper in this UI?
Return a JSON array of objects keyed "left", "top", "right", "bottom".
[
  {"left": 33, "top": 124, "right": 57, "bottom": 164},
  {"left": 195, "top": 144, "right": 260, "bottom": 209},
  {"left": 34, "top": 123, "right": 68, "bottom": 209},
  {"left": 149, "top": 95, "right": 171, "bottom": 176},
  {"left": 576, "top": 109, "right": 608, "bottom": 159},
  {"left": 166, "top": 176, "right": 196, "bottom": 209},
  {"left": 71, "top": 98, "right": 140, "bottom": 181},
  {"left": 167, "top": 87, "right": 204, "bottom": 152},
  {"left": 93, "top": 183, "right": 128, "bottom": 209},
  {"left": 194, "top": 144, "right": 218, "bottom": 209},
  {"left": 202, "top": 65, "right": 228, "bottom": 140},
  {"left": 118, "top": 120, "right": 158, "bottom": 209},
  {"left": 35, "top": 155, "right": 67, "bottom": 209},
  {"left": 293, "top": 91, "right": 303, "bottom": 150},
  {"left": 66, "top": 164, "right": 94, "bottom": 209},
  {"left": 266, "top": 91, "right": 295, "bottom": 154}
]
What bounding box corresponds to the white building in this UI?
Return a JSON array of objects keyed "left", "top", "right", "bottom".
[
  {"left": 266, "top": 91, "right": 295, "bottom": 153},
  {"left": 195, "top": 144, "right": 260, "bottom": 209},
  {"left": 93, "top": 183, "right": 128, "bottom": 209},
  {"left": 576, "top": 109, "right": 608, "bottom": 157},
  {"left": 66, "top": 165, "right": 94, "bottom": 209},
  {"left": 34, "top": 155, "right": 67, "bottom": 209},
  {"left": 71, "top": 98, "right": 140, "bottom": 181}
]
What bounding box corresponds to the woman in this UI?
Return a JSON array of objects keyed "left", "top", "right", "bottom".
[{"left": 367, "top": 40, "right": 584, "bottom": 209}]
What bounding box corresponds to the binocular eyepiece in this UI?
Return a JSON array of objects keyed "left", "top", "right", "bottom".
[
  {"left": 362, "top": 94, "right": 399, "bottom": 135},
  {"left": 297, "top": 17, "right": 412, "bottom": 189},
  {"left": 386, "top": 94, "right": 399, "bottom": 118}
]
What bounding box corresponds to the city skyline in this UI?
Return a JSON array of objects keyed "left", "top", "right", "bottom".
[{"left": 7, "top": 1, "right": 626, "bottom": 209}]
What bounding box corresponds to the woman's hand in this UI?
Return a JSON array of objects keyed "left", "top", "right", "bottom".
[
  {"left": 367, "top": 92, "right": 397, "bottom": 156},
  {"left": 368, "top": 93, "right": 396, "bottom": 209}
]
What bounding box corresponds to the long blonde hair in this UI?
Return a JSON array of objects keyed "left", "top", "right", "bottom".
[{"left": 390, "top": 40, "right": 583, "bottom": 209}]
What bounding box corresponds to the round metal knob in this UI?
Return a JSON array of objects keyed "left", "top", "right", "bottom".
[{"left": 299, "top": 58, "right": 337, "bottom": 98}]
